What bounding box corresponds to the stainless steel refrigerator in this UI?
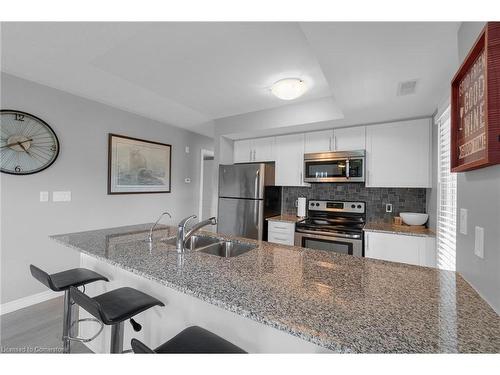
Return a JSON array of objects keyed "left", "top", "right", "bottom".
[{"left": 217, "top": 163, "right": 281, "bottom": 241}]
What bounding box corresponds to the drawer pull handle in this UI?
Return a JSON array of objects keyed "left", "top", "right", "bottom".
[
  {"left": 272, "top": 225, "right": 289, "bottom": 230},
  {"left": 272, "top": 237, "right": 289, "bottom": 241}
]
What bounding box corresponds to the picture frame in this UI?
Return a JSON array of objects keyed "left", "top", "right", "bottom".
[
  {"left": 108, "top": 133, "right": 172, "bottom": 194},
  {"left": 450, "top": 22, "right": 500, "bottom": 172}
]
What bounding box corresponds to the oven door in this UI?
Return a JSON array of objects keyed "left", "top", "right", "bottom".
[{"left": 294, "top": 230, "right": 363, "bottom": 257}]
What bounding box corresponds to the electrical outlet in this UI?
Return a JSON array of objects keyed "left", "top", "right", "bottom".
[
  {"left": 385, "top": 203, "right": 393, "bottom": 213},
  {"left": 184, "top": 178, "right": 191, "bottom": 184},
  {"left": 460, "top": 208, "right": 468, "bottom": 235},
  {"left": 474, "top": 226, "right": 484, "bottom": 259},
  {"left": 53, "top": 191, "right": 71, "bottom": 202},
  {"left": 40, "top": 191, "right": 49, "bottom": 202}
]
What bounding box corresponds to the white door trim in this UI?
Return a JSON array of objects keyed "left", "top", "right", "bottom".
[{"left": 198, "top": 149, "right": 215, "bottom": 220}]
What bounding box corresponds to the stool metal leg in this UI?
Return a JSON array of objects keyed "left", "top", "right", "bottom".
[
  {"left": 110, "top": 322, "right": 124, "bottom": 353},
  {"left": 62, "top": 290, "right": 72, "bottom": 353}
]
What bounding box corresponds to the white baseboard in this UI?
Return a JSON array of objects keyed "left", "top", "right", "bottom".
[{"left": 0, "top": 290, "right": 59, "bottom": 316}]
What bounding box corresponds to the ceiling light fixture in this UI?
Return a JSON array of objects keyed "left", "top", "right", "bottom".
[{"left": 271, "top": 78, "right": 307, "bottom": 100}]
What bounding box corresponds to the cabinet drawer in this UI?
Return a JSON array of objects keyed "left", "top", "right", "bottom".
[
  {"left": 268, "top": 221, "right": 295, "bottom": 234},
  {"left": 268, "top": 231, "right": 294, "bottom": 246}
]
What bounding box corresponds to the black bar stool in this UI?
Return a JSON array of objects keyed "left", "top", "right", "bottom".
[
  {"left": 29, "top": 264, "right": 109, "bottom": 353},
  {"left": 70, "top": 286, "right": 164, "bottom": 353},
  {"left": 131, "top": 326, "right": 246, "bottom": 353}
]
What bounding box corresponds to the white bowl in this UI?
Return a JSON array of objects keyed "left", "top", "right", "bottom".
[{"left": 400, "top": 212, "right": 429, "bottom": 226}]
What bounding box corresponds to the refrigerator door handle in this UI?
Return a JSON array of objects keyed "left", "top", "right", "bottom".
[
  {"left": 254, "top": 169, "right": 260, "bottom": 199},
  {"left": 254, "top": 199, "right": 259, "bottom": 225}
]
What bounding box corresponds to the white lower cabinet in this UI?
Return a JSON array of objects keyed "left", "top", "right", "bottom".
[
  {"left": 268, "top": 221, "right": 295, "bottom": 245},
  {"left": 364, "top": 231, "right": 436, "bottom": 267}
]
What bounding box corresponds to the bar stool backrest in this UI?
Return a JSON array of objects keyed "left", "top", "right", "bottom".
[
  {"left": 70, "top": 286, "right": 107, "bottom": 324},
  {"left": 30, "top": 264, "right": 57, "bottom": 291}
]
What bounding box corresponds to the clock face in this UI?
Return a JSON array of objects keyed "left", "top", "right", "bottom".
[{"left": 0, "top": 110, "right": 60, "bottom": 175}]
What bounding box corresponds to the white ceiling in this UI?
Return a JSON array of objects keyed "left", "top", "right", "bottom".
[{"left": 1, "top": 22, "right": 459, "bottom": 138}]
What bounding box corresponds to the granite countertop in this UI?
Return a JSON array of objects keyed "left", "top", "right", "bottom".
[
  {"left": 363, "top": 222, "right": 436, "bottom": 237},
  {"left": 51, "top": 224, "right": 498, "bottom": 353},
  {"left": 266, "top": 214, "right": 304, "bottom": 223}
]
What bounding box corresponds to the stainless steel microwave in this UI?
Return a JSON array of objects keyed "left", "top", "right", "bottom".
[{"left": 303, "top": 150, "right": 365, "bottom": 183}]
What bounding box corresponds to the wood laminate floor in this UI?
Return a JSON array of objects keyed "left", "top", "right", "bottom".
[{"left": 1, "top": 297, "right": 92, "bottom": 353}]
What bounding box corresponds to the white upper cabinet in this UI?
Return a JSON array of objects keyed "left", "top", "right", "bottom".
[
  {"left": 253, "top": 137, "right": 275, "bottom": 162},
  {"left": 365, "top": 119, "right": 432, "bottom": 188},
  {"left": 304, "top": 130, "right": 334, "bottom": 153},
  {"left": 275, "top": 133, "right": 309, "bottom": 187},
  {"left": 234, "top": 137, "right": 275, "bottom": 163},
  {"left": 304, "top": 126, "right": 366, "bottom": 153},
  {"left": 332, "top": 126, "right": 366, "bottom": 151},
  {"left": 233, "top": 139, "right": 252, "bottom": 163}
]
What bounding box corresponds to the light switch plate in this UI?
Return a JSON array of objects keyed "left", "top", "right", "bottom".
[
  {"left": 385, "top": 203, "right": 393, "bottom": 213},
  {"left": 460, "top": 208, "right": 468, "bottom": 235},
  {"left": 40, "top": 191, "right": 49, "bottom": 202},
  {"left": 474, "top": 226, "right": 484, "bottom": 259},
  {"left": 185, "top": 146, "right": 190, "bottom": 154},
  {"left": 53, "top": 191, "right": 71, "bottom": 202}
]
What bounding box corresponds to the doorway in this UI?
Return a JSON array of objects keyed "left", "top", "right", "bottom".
[{"left": 199, "top": 149, "right": 215, "bottom": 230}]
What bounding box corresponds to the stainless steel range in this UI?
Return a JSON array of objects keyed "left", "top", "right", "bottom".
[{"left": 294, "top": 200, "right": 365, "bottom": 257}]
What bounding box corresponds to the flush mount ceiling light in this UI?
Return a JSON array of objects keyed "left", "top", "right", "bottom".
[{"left": 271, "top": 78, "right": 307, "bottom": 100}]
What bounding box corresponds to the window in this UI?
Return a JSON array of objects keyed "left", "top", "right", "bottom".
[{"left": 436, "top": 106, "right": 457, "bottom": 271}]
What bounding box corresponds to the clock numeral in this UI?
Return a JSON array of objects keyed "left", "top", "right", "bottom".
[
  {"left": 14, "top": 114, "right": 25, "bottom": 122},
  {"left": 50, "top": 144, "right": 57, "bottom": 151},
  {"left": 14, "top": 165, "right": 22, "bottom": 172}
]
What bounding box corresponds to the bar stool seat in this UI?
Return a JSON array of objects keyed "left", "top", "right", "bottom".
[
  {"left": 91, "top": 287, "right": 165, "bottom": 325},
  {"left": 30, "top": 265, "right": 109, "bottom": 292},
  {"left": 70, "top": 286, "right": 164, "bottom": 353},
  {"left": 131, "top": 326, "right": 246, "bottom": 354}
]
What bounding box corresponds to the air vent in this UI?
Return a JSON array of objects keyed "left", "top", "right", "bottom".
[{"left": 397, "top": 80, "right": 418, "bottom": 96}]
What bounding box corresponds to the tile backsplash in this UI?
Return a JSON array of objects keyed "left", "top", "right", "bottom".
[{"left": 282, "top": 183, "right": 427, "bottom": 223}]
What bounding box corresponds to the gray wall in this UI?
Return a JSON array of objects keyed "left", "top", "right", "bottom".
[
  {"left": 0, "top": 73, "right": 213, "bottom": 304},
  {"left": 455, "top": 22, "right": 500, "bottom": 314}
]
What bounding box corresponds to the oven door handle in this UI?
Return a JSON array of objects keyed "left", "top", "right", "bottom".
[{"left": 295, "top": 228, "right": 361, "bottom": 240}]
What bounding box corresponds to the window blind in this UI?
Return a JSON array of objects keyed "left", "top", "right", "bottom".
[{"left": 436, "top": 107, "right": 457, "bottom": 271}]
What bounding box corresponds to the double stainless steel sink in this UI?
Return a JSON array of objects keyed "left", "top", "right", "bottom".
[{"left": 164, "top": 235, "right": 255, "bottom": 258}]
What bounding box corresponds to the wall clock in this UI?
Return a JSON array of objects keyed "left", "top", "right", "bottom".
[{"left": 0, "top": 110, "right": 60, "bottom": 175}]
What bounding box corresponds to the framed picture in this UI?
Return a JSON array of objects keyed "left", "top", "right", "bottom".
[
  {"left": 450, "top": 22, "right": 500, "bottom": 172},
  {"left": 108, "top": 133, "right": 171, "bottom": 194}
]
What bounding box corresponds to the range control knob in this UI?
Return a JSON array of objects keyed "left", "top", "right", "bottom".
[
  {"left": 351, "top": 204, "right": 356, "bottom": 209},
  {"left": 357, "top": 205, "right": 362, "bottom": 209},
  {"left": 310, "top": 202, "right": 314, "bottom": 206},
  {"left": 316, "top": 203, "right": 320, "bottom": 207}
]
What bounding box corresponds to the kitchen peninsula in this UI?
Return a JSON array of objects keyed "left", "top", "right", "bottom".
[{"left": 50, "top": 224, "right": 499, "bottom": 353}]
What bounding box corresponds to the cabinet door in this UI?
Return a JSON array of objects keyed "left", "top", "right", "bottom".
[
  {"left": 233, "top": 139, "right": 252, "bottom": 163},
  {"left": 304, "top": 130, "right": 334, "bottom": 153},
  {"left": 275, "top": 133, "right": 308, "bottom": 186},
  {"left": 365, "top": 232, "right": 420, "bottom": 265},
  {"left": 333, "top": 126, "right": 366, "bottom": 151},
  {"left": 365, "top": 119, "right": 431, "bottom": 187},
  {"left": 253, "top": 137, "right": 275, "bottom": 162}
]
